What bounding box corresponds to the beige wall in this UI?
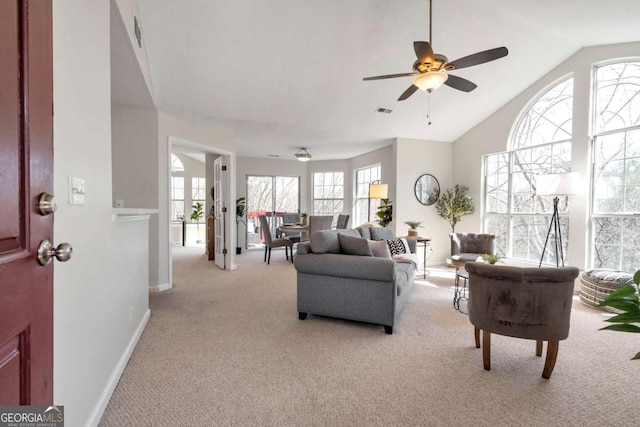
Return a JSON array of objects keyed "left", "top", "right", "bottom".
[{"left": 394, "top": 138, "right": 453, "bottom": 263}]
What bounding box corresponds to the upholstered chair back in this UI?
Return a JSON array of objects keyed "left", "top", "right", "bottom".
[
  {"left": 467, "top": 263, "right": 579, "bottom": 341},
  {"left": 450, "top": 233, "right": 496, "bottom": 256}
]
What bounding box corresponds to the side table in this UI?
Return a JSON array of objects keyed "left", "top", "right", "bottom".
[
  {"left": 414, "top": 236, "right": 432, "bottom": 279},
  {"left": 454, "top": 268, "right": 469, "bottom": 314}
]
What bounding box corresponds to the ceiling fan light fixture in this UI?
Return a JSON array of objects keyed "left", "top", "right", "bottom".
[
  {"left": 295, "top": 148, "right": 312, "bottom": 162},
  {"left": 413, "top": 70, "right": 448, "bottom": 91}
]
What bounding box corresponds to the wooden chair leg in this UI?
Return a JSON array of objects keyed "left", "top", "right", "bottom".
[
  {"left": 285, "top": 246, "right": 289, "bottom": 260},
  {"left": 482, "top": 330, "right": 491, "bottom": 371},
  {"left": 542, "top": 341, "right": 559, "bottom": 379},
  {"left": 474, "top": 327, "right": 480, "bottom": 349},
  {"left": 536, "top": 340, "right": 543, "bottom": 357}
]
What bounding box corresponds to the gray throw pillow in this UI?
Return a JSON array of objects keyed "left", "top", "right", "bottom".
[
  {"left": 370, "top": 227, "right": 395, "bottom": 241},
  {"left": 356, "top": 226, "right": 371, "bottom": 240},
  {"left": 338, "top": 234, "right": 373, "bottom": 257},
  {"left": 369, "top": 240, "right": 391, "bottom": 258},
  {"left": 309, "top": 230, "right": 341, "bottom": 254},
  {"left": 338, "top": 228, "right": 361, "bottom": 238}
]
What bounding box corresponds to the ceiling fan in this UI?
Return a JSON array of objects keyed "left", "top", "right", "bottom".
[{"left": 363, "top": 0, "right": 508, "bottom": 101}]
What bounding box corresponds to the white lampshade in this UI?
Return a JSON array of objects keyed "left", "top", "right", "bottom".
[
  {"left": 369, "top": 183, "right": 388, "bottom": 199},
  {"left": 535, "top": 172, "right": 580, "bottom": 196},
  {"left": 413, "top": 70, "right": 448, "bottom": 91}
]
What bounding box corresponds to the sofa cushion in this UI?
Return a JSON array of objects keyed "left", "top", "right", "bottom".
[
  {"left": 309, "top": 230, "right": 341, "bottom": 254},
  {"left": 356, "top": 226, "right": 372, "bottom": 240},
  {"left": 338, "top": 234, "right": 373, "bottom": 257},
  {"left": 387, "top": 238, "right": 410, "bottom": 256},
  {"left": 338, "top": 228, "right": 361, "bottom": 238},
  {"left": 370, "top": 227, "right": 395, "bottom": 241},
  {"left": 368, "top": 240, "right": 391, "bottom": 258}
]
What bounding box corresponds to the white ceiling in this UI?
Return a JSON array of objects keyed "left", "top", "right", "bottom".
[{"left": 135, "top": 0, "right": 640, "bottom": 161}]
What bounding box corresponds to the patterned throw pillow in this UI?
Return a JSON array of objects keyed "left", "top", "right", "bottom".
[{"left": 386, "top": 238, "right": 408, "bottom": 256}]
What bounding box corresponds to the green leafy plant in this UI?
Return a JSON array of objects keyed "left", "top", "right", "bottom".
[
  {"left": 435, "top": 185, "right": 475, "bottom": 232},
  {"left": 599, "top": 270, "right": 640, "bottom": 360},
  {"left": 481, "top": 253, "right": 502, "bottom": 265},
  {"left": 191, "top": 202, "right": 204, "bottom": 236},
  {"left": 404, "top": 220, "right": 424, "bottom": 230},
  {"left": 191, "top": 201, "right": 204, "bottom": 223},
  {"left": 376, "top": 198, "right": 393, "bottom": 227}
]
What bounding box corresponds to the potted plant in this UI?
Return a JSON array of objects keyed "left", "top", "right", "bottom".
[
  {"left": 301, "top": 212, "right": 308, "bottom": 226},
  {"left": 404, "top": 220, "right": 423, "bottom": 237},
  {"left": 435, "top": 185, "right": 475, "bottom": 232},
  {"left": 376, "top": 198, "right": 393, "bottom": 227},
  {"left": 190, "top": 201, "right": 204, "bottom": 243},
  {"left": 481, "top": 253, "right": 502, "bottom": 264},
  {"left": 236, "top": 197, "right": 246, "bottom": 254},
  {"left": 599, "top": 269, "right": 640, "bottom": 360}
]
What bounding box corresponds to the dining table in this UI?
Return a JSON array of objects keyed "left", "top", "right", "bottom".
[{"left": 279, "top": 224, "right": 310, "bottom": 241}]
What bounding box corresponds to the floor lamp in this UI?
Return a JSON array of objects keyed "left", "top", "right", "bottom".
[
  {"left": 368, "top": 181, "right": 388, "bottom": 222},
  {"left": 535, "top": 172, "right": 578, "bottom": 267}
]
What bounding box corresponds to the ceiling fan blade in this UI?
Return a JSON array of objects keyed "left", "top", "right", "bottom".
[
  {"left": 414, "top": 41, "right": 435, "bottom": 65},
  {"left": 447, "top": 47, "right": 508, "bottom": 70},
  {"left": 398, "top": 85, "right": 419, "bottom": 101},
  {"left": 363, "top": 72, "right": 417, "bottom": 81},
  {"left": 444, "top": 74, "right": 477, "bottom": 92}
]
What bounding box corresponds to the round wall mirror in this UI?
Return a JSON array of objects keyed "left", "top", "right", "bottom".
[{"left": 414, "top": 174, "right": 440, "bottom": 206}]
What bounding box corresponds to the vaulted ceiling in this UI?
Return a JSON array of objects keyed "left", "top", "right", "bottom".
[{"left": 135, "top": 0, "right": 640, "bottom": 161}]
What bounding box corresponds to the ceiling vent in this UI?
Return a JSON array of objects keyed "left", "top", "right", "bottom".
[{"left": 376, "top": 107, "right": 393, "bottom": 114}]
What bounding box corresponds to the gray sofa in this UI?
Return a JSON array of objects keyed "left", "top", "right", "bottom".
[{"left": 294, "top": 226, "right": 416, "bottom": 334}]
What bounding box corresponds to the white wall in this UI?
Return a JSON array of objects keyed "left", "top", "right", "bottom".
[
  {"left": 113, "top": 0, "right": 154, "bottom": 101},
  {"left": 394, "top": 138, "right": 453, "bottom": 263},
  {"left": 453, "top": 41, "right": 640, "bottom": 270},
  {"left": 53, "top": 1, "right": 150, "bottom": 425},
  {"left": 111, "top": 105, "right": 159, "bottom": 208}
]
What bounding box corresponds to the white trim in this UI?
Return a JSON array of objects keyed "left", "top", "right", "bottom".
[
  {"left": 85, "top": 309, "right": 151, "bottom": 427},
  {"left": 149, "top": 282, "right": 171, "bottom": 293}
]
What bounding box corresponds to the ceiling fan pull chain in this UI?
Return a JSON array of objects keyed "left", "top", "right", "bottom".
[{"left": 426, "top": 89, "right": 432, "bottom": 125}]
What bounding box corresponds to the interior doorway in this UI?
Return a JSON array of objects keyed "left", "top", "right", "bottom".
[{"left": 246, "top": 175, "right": 300, "bottom": 249}]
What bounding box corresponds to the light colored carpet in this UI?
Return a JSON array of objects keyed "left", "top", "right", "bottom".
[{"left": 99, "top": 246, "right": 637, "bottom": 426}]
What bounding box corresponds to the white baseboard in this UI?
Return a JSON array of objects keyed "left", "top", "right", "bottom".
[
  {"left": 149, "top": 282, "right": 171, "bottom": 292},
  {"left": 85, "top": 308, "right": 151, "bottom": 427}
]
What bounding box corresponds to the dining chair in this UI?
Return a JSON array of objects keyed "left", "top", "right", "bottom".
[
  {"left": 280, "top": 213, "right": 302, "bottom": 243},
  {"left": 336, "top": 214, "right": 350, "bottom": 229},
  {"left": 258, "top": 215, "right": 294, "bottom": 264},
  {"left": 308, "top": 215, "right": 333, "bottom": 233}
]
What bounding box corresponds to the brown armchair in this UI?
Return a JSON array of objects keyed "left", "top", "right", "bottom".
[
  {"left": 466, "top": 262, "right": 580, "bottom": 379},
  {"left": 449, "top": 233, "right": 495, "bottom": 268}
]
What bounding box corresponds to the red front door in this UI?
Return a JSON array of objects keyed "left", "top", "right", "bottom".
[{"left": 0, "top": 0, "right": 54, "bottom": 405}]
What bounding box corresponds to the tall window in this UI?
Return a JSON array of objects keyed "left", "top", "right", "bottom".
[
  {"left": 192, "top": 177, "right": 205, "bottom": 206},
  {"left": 171, "top": 176, "right": 185, "bottom": 221},
  {"left": 484, "top": 77, "right": 573, "bottom": 263},
  {"left": 354, "top": 164, "right": 381, "bottom": 226},
  {"left": 313, "top": 172, "right": 344, "bottom": 222},
  {"left": 591, "top": 61, "right": 640, "bottom": 271}
]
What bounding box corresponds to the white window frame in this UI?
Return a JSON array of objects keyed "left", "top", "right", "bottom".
[
  {"left": 354, "top": 164, "right": 381, "bottom": 225},
  {"left": 312, "top": 172, "right": 344, "bottom": 223}
]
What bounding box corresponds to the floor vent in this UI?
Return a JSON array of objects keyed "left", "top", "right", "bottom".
[{"left": 376, "top": 107, "right": 393, "bottom": 114}]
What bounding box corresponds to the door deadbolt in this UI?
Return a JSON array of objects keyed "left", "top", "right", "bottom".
[
  {"left": 37, "top": 240, "right": 73, "bottom": 266},
  {"left": 38, "top": 193, "right": 57, "bottom": 216}
]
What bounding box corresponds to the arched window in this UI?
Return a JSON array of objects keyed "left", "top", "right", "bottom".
[
  {"left": 591, "top": 61, "right": 640, "bottom": 271},
  {"left": 484, "top": 77, "right": 573, "bottom": 264},
  {"left": 171, "top": 153, "right": 184, "bottom": 172}
]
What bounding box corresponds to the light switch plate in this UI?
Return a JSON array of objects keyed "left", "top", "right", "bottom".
[{"left": 68, "top": 176, "right": 85, "bottom": 205}]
